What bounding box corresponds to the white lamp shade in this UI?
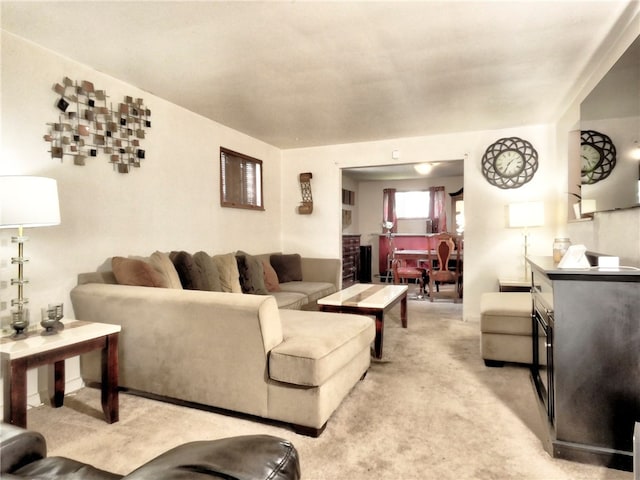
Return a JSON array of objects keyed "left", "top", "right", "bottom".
[
  {"left": 508, "top": 201, "right": 544, "bottom": 228},
  {"left": 0, "top": 176, "right": 61, "bottom": 228}
]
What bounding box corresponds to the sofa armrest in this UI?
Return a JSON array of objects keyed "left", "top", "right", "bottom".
[
  {"left": 77, "top": 271, "right": 117, "bottom": 285},
  {"left": 0, "top": 424, "right": 47, "bottom": 474},
  {"left": 300, "top": 258, "right": 341, "bottom": 290},
  {"left": 125, "top": 435, "right": 300, "bottom": 480}
]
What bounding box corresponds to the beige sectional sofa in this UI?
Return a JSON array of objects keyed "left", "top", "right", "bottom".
[{"left": 70, "top": 252, "right": 375, "bottom": 436}]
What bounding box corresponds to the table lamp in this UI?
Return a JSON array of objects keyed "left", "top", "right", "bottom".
[
  {"left": 508, "top": 201, "right": 544, "bottom": 281},
  {"left": 0, "top": 176, "right": 61, "bottom": 338}
]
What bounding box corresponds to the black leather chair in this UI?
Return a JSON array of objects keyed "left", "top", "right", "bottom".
[{"left": 0, "top": 423, "right": 300, "bottom": 480}]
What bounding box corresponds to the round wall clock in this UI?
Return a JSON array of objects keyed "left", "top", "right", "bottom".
[
  {"left": 580, "top": 130, "right": 616, "bottom": 185},
  {"left": 481, "top": 137, "right": 539, "bottom": 189}
]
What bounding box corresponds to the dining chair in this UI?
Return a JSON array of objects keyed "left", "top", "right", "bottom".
[
  {"left": 392, "top": 252, "right": 428, "bottom": 299},
  {"left": 427, "top": 233, "right": 463, "bottom": 302}
]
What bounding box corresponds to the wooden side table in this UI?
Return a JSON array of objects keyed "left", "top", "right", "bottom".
[{"left": 1, "top": 319, "right": 120, "bottom": 428}]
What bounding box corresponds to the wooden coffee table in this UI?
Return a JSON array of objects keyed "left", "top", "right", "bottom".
[
  {"left": 318, "top": 284, "right": 408, "bottom": 359},
  {"left": 1, "top": 319, "right": 120, "bottom": 428}
]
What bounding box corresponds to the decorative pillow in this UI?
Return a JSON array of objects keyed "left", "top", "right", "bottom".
[
  {"left": 149, "top": 251, "right": 183, "bottom": 289},
  {"left": 262, "top": 259, "right": 281, "bottom": 292},
  {"left": 112, "top": 257, "right": 167, "bottom": 288},
  {"left": 193, "top": 251, "right": 223, "bottom": 292},
  {"left": 270, "top": 253, "right": 303, "bottom": 283},
  {"left": 212, "top": 252, "right": 242, "bottom": 293},
  {"left": 236, "top": 251, "right": 269, "bottom": 295},
  {"left": 169, "top": 251, "right": 205, "bottom": 290}
]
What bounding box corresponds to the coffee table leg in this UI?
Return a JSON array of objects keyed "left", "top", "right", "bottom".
[
  {"left": 6, "top": 358, "right": 28, "bottom": 427},
  {"left": 101, "top": 333, "right": 119, "bottom": 423},
  {"left": 52, "top": 360, "right": 65, "bottom": 407},
  {"left": 401, "top": 291, "right": 408, "bottom": 328},
  {"left": 374, "top": 312, "right": 384, "bottom": 359}
]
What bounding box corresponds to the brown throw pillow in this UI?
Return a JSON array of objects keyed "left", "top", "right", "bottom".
[
  {"left": 270, "top": 253, "right": 303, "bottom": 283},
  {"left": 262, "top": 259, "right": 281, "bottom": 292},
  {"left": 169, "top": 251, "right": 205, "bottom": 290},
  {"left": 112, "top": 257, "right": 167, "bottom": 288}
]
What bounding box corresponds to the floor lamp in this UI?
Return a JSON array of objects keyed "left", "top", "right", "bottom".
[
  {"left": 508, "top": 201, "right": 544, "bottom": 282},
  {"left": 0, "top": 176, "right": 61, "bottom": 338}
]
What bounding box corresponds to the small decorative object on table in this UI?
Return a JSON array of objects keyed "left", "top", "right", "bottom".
[
  {"left": 40, "top": 303, "right": 63, "bottom": 335},
  {"left": 552, "top": 237, "right": 571, "bottom": 263},
  {"left": 11, "top": 310, "right": 30, "bottom": 339}
]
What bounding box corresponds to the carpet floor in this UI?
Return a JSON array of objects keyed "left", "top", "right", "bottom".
[{"left": 26, "top": 300, "right": 632, "bottom": 479}]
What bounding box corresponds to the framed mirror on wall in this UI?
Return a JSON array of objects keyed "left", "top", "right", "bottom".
[{"left": 571, "top": 35, "right": 640, "bottom": 219}]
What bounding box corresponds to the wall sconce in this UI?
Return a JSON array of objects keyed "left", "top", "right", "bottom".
[
  {"left": 0, "top": 176, "right": 61, "bottom": 338},
  {"left": 508, "top": 201, "right": 544, "bottom": 281}
]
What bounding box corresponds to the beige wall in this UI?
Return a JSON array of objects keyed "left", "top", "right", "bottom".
[
  {"left": 1, "top": 31, "right": 283, "bottom": 313},
  {"left": 280, "top": 4, "right": 640, "bottom": 321},
  {"left": 280, "top": 127, "right": 559, "bottom": 322}
]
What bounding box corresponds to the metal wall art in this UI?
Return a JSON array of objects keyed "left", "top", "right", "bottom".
[
  {"left": 297, "top": 172, "right": 313, "bottom": 214},
  {"left": 44, "top": 77, "right": 151, "bottom": 173}
]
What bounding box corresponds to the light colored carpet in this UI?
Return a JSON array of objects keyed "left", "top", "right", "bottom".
[{"left": 27, "top": 300, "right": 632, "bottom": 479}]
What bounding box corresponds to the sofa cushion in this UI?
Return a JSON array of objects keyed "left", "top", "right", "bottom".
[
  {"left": 212, "top": 252, "right": 242, "bottom": 293},
  {"left": 112, "top": 257, "right": 167, "bottom": 288},
  {"left": 170, "top": 251, "right": 205, "bottom": 290},
  {"left": 270, "top": 291, "right": 308, "bottom": 310},
  {"left": 278, "top": 281, "right": 336, "bottom": 304},
  {"left": 193, "top": 251, "right": 223, "bottom": 292},
  {"left": 262, "top": 260, "right": 281, "bottom": 292},
  {"left": 236, "top": 251, "right": 269, "bottom": 295},
  {"left": 480, "top": 292, "right": 532, "bottom": 335},
  {"left": 149, "top": 251, "right": 183, "bottom": 289},
  {"left": 270, "top": 310, "right": 375, "bottom": 386},
  {"left": 270, "top": 254, "right": 303, "bottom": 283}
]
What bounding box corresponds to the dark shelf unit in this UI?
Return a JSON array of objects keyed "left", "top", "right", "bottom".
[
  {"left": 528, "top": 255, "right": 640, "bottom": 472},
  {"left": 342, "top": 234, "right": 361, "bottom": 287}
]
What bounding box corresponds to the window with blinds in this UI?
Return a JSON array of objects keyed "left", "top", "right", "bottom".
[{"left": 220, "top": 147, "right": 264, "bottom": 210}]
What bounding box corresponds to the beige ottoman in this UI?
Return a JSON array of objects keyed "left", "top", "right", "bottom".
[{"left": 480, "top": 292, "right": 546, "bottom": 367}]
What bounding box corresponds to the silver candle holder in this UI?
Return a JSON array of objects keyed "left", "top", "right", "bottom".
[
  {"left": 41, "top": 303, "right": 63, "bottom": 336},
  {"left": 11, "top": 309, "right": 30, "bottom": 339}
]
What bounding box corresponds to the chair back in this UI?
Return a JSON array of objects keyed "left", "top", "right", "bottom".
[
  {"left": 427, "top": 233, "right": 463, "bottom": 302},
  {"left": 435, "top": 235, "right": 455, "bottom": 272}
]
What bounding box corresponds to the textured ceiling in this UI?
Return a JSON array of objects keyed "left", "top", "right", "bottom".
[{"left": 1, "top": 1, "right": 634, "bottom": 149}]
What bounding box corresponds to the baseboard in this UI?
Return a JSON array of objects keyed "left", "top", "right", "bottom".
[{"left": 0, "top": 375, "right": 84, "bottom": 422}]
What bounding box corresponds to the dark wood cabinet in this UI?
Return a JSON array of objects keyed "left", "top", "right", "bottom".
[
  {"left": 342, "top": 234, "right": 360, "bottom": 287},
  {"left": 528, "top": 255, "right": 640, "bottom": 471}
]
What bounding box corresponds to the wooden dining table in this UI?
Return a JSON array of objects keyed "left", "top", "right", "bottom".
[{"left": 392, "top": 249, "right": 460, "bottom": 264}]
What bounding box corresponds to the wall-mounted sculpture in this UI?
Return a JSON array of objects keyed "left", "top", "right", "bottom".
[
  {"left": 297, "top": 172, "right": 313, "bottom": 214},
  {"left": 44, "top": 77, "right": 151, "bottom": 173}
]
